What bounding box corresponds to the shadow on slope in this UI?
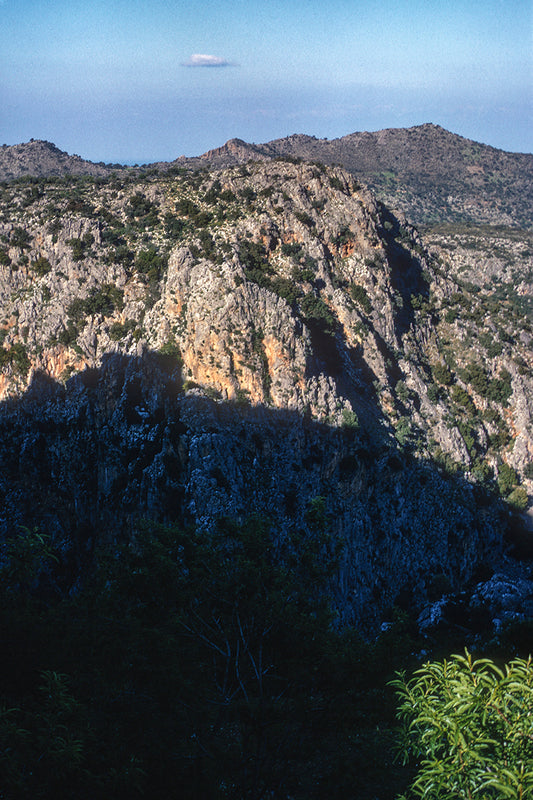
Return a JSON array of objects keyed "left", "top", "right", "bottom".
[{"left": 0, "top": 350, "right": 525, "bottom": 627}]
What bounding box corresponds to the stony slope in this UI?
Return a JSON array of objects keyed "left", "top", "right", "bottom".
[
  {"left": 3, "top": 125, "right": 532, "bottom": 228},
  {"left": 180, "top": 124, "right": 533, "bottom": 227},
  {"left": 0, "top": 139, "right": 124, "bottom": 181},
  {"left": 0, "top": 161, "right": 531, "bottom": 627}
]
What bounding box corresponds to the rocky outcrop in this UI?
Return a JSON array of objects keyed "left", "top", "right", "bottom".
[
  {"left": 0, "top": 159, "right": 531, "bottom": 629},
  {"left": 0, "top": 140, "right": 122, "bottom": 181}
]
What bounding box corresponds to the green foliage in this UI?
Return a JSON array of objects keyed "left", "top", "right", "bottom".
[
  {"left": 497, "top": 462, "right": 519, "bottom": 496},
  {"left": 329, "top": 175, "right": 345, "bottom": 191},
  {"left": 134, "top": 246, "right": 168, "bottom": 283},
  {"left": 341, "top": 408, "right": 359, "bottom": 429},
  {"left": 433, "top": 362, "right": 454, "bottom": 386},
  {"left": 281, "top": 241, "right": 304, "bottom": 259},
  {"left": 270, "top": 276, "right": 302, "bottom": 305},
  {"left": 295, "top": 210, "right": 315, "bottom": 228},
  {"left": 300, "top": 292, "right": 336, "bottom": 336},
  {"left": 126, "top": 192, "right": 159, "bottom": 225},
  {"left": 427, "top": 383, "right": 443, "bottom": 403},
  {"left": 461, "top": 362, "right": 488, "bottom": 395},
  {"left": 487, "top": 369, "right": 513, "bottom": 405},
  {"left": 66, "top": 237, "right": 86, "bottom": 262},
  {"left": 163, "top": 212, "right": 186, "bottom": 240},
  {"left": 197, "top": 228, "right": 216, "bottom": 258},
  {"left": 30, "top": 256, "right": 51, "bottom": 276},
  {"left": 0, "top": 527, "right": 58, "bottom": 598},
  {"left": 451, "top": 385, "right": 476, "bottom": 416},
  {"left": 0, "top": 246, "right": 12, "bottom": 266},
  {"left": 445, "top": 307, "right": 460, "bottom": 323},
  {"left": 57, "top": 323, "right": 79, "bottom": 347},
  {"left": 108, "top": 319, "right": 137, "bottom": 341},
  {"left": 10, "top": 226, "right": 32, "bottom": 249},
  {"left": 111, "top": 243, "right": 134, "bottom": 267},
  {"left": 0, "top": 342, "right": 31, "bottom": 376},
  {"left": 156, "top": 339, "right": 183, "bottom": 372},
  {"left": 239, "top": 185, "right": 257, "bottom": 205},
  {"left": 334, "top": 225, "right": 352, "bottom": 248},
  {"left": 350, "top": 283, "right": 372, "bottom": 313},
  {"left": 524, "top": 462, "right": 533, "bottom": 479},
  {"left": 479, "top": 332, "right": 503, "bottom": 357},
  {"left": 395, "top": 380, "right": 411, "bottom": 405},
  {"left": 395, "top": 417, "right": 413, "bottom": 448},
  {"left": 460, "top": 364, "right": 513, "bottom": 406},
  {"left": 507, "top": 486, "right": 529, "bottom": 511},
  {"left": 68, "top": 284, "right": 124, "bottom": 322},
  {"left": 239, "top": 238, "right": 273, "bottom": 287},
  {"left": 392, "top": 650, "right": 533, "bottom": 800},
  {"left": 175, "top": 196, "right": 199, "bottom": 217}
]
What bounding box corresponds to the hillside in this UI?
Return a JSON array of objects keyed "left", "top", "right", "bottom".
[
  {"left": 0, "top": 139, "right": 124, "bottom": 181},
  {"left": 180, "top": 124, "right": 533, "bottom": 228},
  {"left": 0, "top": 160, "right": 531, "bottom": 631},
  {"left": 3, "top": 125, "right": 532, "bottom": 228}
]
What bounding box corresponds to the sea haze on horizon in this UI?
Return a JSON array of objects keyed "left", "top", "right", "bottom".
[{"left": 0, "top": 0, "right": 531, "bottom": 162}]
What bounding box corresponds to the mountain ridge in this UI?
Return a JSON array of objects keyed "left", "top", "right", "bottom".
[{"left": 2, "top": 124, "right": 532, "bottom": 227}]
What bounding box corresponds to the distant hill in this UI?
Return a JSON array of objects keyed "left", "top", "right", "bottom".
[
  {"left": 2, "top": 125, "right": 532, "bottom": 227},
  {"left": 0, "top": 139, "right": 123, "bottom": 181},
  {"left": 178, "top": 124, "right": 533, "bottom": 227}
]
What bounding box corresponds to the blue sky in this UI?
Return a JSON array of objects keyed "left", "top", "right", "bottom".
[{"left": 1, "top": 0, "right": 531, "bottom": 162}]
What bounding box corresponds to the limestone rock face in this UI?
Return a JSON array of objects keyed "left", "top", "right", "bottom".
[{"left": 0, "top": 159, "right": 531, "bottom": 627}]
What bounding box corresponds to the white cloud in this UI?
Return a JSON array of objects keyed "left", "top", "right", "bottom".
[{"left": 181, "top": 53, "right": 236, "bottom": 68}]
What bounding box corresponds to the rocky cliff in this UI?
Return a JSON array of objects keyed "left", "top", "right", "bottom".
[{"left": 0, "top": 160, "right": 531, "bottom": 627}]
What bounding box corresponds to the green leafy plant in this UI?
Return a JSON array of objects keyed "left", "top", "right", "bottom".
[
  {"left": 10, "top": 227, "right": 32, "bottom": 249},
  {"left": 31, "top": 256, "right": 52, "bottom": 276},
  {"left": 350, "top": 283, "right": 372, "bottom": 314},
  {"left": 392, "top": 650, "right": 533, "bottom": 800},
  {"left": 300, "top": 292, "right": 336, "bottom": 336}
]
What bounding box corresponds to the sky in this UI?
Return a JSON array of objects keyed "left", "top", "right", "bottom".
[{"left": 0, "top": 0, "right": 531, "bottom": 163}]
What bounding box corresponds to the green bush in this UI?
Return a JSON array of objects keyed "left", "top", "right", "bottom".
[
  {"left": 134, "top": 247, "right": 168, "bottom": 283},
  {"left": 341, "top": 408, "right": 359, "bottom": 429},
  {"left": 487, "top": 369, "right": 513, "bottom": 405},
  {"left": 108, "top": 320, "right": 137, "bottom": 341},
  {"left": 239, "top": 239, "right": 273, "bottom": 288},
  {"left": 163, "top": 213, "right": 186, "bottom": 240},
  {"left": 433, "top": 362, "right": 454, "bottom": 386},
  {"left": 451, "top": 386, "right": 476, "bottom": 415},
  {"left": 281, "top": 241, "right": 303, "bottom": 259},
  {"left": 507, "top": 486, "right": 529, "bottom": 511},
  {"left": 497, "top": 462, "right": 519, "bottom": 496},
  {"left": 300, "top": 292, "right": 336, "bottom": 336},
  {"left": 350, "top": 284, "right": 372, "bottom": 314},
  {"left": 126, "top": 192, "right": 159, "bottom": 224},
  {"left": 392, "top": 650, "right": 533, "bottom": 800},
  {"left": 68, "top": 284, "right": 124, "bottom": 322},
  {"left": 31, "top": 256, "right": 51, "bottom": 276},
  {"left": 0, "top": 342, "right": 31, "bottom": 376},
  {"left": 66, "top": 238, "right": 85, "bottom": 262},
  {"left": 270, "top": 277, "right": 302, "bottom": 305},
  {"left": 10, "top": 227, "right": 32, "bottom": 249}
]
